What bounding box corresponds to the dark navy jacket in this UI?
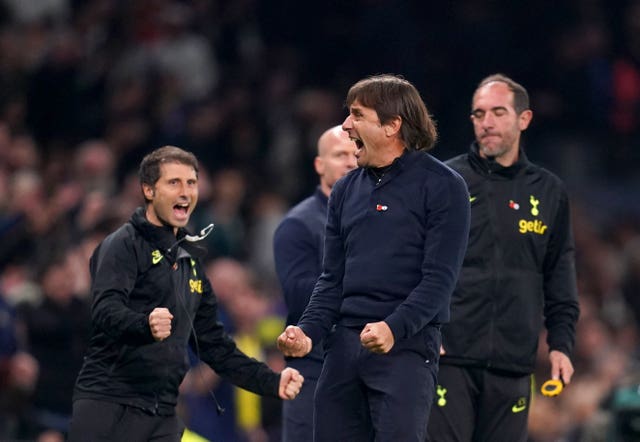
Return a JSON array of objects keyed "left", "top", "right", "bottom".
[
  {"left": 441, "top": 143, "right": 579, "bottom": 374},
  {"left": 273, "top": 187, "right": 328, "bottom": 379},
  {"left": 298, "top": 150, "right": 470, "bottom": 347}
]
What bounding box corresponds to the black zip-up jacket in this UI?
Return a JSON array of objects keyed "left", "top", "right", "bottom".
[
  {"left": 441, "top": 143, "right": 580, "bottom": 374},
  {"left": 73, "top": 207, "right": 280, "bottom": 415}
]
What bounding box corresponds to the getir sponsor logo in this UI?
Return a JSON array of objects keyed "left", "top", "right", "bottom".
[{"left": 518, "top": 219, "right": 548, "bottom": 235}]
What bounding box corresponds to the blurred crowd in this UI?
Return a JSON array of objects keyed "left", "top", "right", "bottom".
[{"left": 0, "top": 0, "right": 639, "bottom": 441}]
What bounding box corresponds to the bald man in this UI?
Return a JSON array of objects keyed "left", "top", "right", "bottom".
[{"left": 273, "top": 126, "right": 357, "bottom": 441}]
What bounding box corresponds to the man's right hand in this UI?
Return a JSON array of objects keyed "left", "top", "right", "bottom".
[
  {"left": 277, "top": 325, "right": 312, "bottom": 357},
  {"left": 149, "top": 307, "right": 173, "bottom": 341}
]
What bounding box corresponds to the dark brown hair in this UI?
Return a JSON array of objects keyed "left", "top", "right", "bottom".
[
  {"left": 139, "top": 145, "right": 198, "bottom": 191},
  {"left": 345, "top": 74, "right": 438, "bottom": 151}
]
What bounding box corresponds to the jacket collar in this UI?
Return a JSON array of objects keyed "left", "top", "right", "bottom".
[
  {"left": 365, "top": 149, "right": 415, "bottom": 180},
  {"left": 314, "top": 186, "right": 329, "bottom": 206},
  {"left": 468, "top": 142, "right": 529, "bottom": 178},
  {"left": 129, "top": 207, "right": 207, "bottom": 260}
]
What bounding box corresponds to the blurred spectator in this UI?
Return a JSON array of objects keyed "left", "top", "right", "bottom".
[
  {"left": 152, "top": 1, "right": 218, "bottom": 102},
  {"left": 0, "top": 286, "right": 38, "bottom": 439},
  {"left": 0, "top": 169, "right": 48, "bottom": 270},
  {"left": 73, "top": 139, "right": 117, "bottom": 195},
  {"left": 191, "top": 168, "right": 249, "bottom": 260},
  {"left": 1, "top": 0, "right": 69, "bottom": 24},
  {"left": 16, "top": 255, "right": 90, "bottom": 439},
  {"left": 246, "top": 191, "right": 287, "bottom": 295}
]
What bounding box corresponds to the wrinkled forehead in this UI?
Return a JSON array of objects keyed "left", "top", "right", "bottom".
[
  {"left": 472, "top": 82, "right": 515, "bottom": 110},
  {"left": 158, "top": 161, "right": 198, "bottom": 178}
]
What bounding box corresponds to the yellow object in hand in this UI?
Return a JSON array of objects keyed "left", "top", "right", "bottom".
[{"left": 540, "top": 379, "right": 564, "bottom": 397}]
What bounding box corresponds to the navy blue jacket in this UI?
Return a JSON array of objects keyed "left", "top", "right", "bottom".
[
  {"left": 273, "top": 187, "right": 328, "bottom": 378},
  {"left": 298, "top": 150, "right": 470, "bottom": 345}
]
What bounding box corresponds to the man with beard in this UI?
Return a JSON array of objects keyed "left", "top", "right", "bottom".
[{"left": 426, "top": 74, "right": 580, "bottom": 442}]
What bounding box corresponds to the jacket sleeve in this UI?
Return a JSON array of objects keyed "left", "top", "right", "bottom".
[
  {"left": 192, "top": 277, "right": 280, "bottom": 397},
  {"left": 385, "top": 172, "right": 471, "bottom": 340},
  {"left": 543, "top": 188, "right": 580, "bottom": 356},
  {"left": 89, "top": 230, "right": 155, "bottom": 345},
  {"left": 273, "top": 218, "right": 321, "bottom": 323},
  {"left": 298, "top": 186, "right": 345, "bottom": 344}
]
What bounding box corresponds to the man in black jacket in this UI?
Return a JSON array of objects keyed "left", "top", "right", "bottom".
[
  {"left": 426, "top": 74, "right": 580, "bottom": 442},
  {"left": 277, "top": 74, "right": 471, "bottom": 442},
  {"left": 68, "top": 146, "right": 303, "bottom": 442}
]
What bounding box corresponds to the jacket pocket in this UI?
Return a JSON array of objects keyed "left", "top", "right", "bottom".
[{"left": 394, "top": 324, "right": 441, "bottom": 364}]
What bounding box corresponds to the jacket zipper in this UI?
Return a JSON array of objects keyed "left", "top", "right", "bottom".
[{"left": 486, "top": 172, "right": 499, "bottom": 369}]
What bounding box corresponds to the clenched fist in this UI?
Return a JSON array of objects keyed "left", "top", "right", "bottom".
[
  {"left": 277, "top": 325, "right": 312, "bottom": 357},
  {"left": 279, "top": 367, "right": 304, "bottom": 400},
  {"left": 360, "top": 321, "right": 395, "bottom": 354},
  {"left": 149, "top": 307, "right": 173, "bottom": 341}
]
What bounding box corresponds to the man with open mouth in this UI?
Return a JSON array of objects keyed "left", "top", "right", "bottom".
[
  {"left": 69, "top": 145, "right": 304, "bottom": 442},
  {"left": 278, "top": 74, "right": 471, "bottom": 442}
]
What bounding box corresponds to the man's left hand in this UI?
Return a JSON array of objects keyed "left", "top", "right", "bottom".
[
  {"left": 360, "top": 321, "right": 395, "bottom": 354},
  {"left": 278, "top": 367, "right": 304, "bottom": 400}
]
